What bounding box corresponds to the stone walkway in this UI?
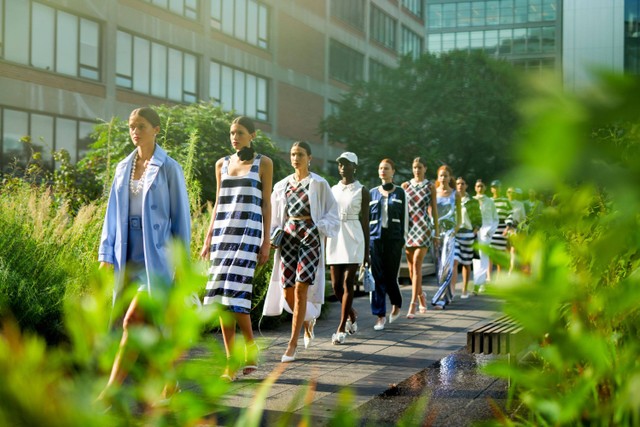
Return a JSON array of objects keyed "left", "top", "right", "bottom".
[{"left": 198, "top": 275, "right": 503, "bottom": 425}]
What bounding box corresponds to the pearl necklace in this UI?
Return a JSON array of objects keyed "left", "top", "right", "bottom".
[{"left": 129, "top": 151, "right": 149, "bottom": 195}]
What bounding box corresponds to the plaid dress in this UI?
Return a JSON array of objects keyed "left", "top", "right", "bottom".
[
  {"left": 280, "top": 176, "right": 321, "bottom": 287},
  {"left": 405, "top": 179, "right": 434, "bottom": 249}
]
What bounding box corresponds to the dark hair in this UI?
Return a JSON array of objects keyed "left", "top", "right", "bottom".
[
  {"left": 292, "top": 141, "right": 312, "bottom": 156},
  {"left": 232, "top": 116, "right": 256, "bottom": 134},
  {"left": 380, "top": 158, "right": 395, "bottom": 170},
  {"left": 456, "top": 176, "right": 467, "bottom": 184},
  {"left": 130, "top": 107, "right": 161, "bottom": 128},
  {"left": 475, "top": 179, "right": 485, "bottom": 186},
  {"left": 412, "top": 157, "right": 427, "bottom": 168}
]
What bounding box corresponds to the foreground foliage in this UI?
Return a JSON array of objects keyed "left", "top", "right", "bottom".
[{"left": 485, "top": 73, "right": 640, "bottom": 426}]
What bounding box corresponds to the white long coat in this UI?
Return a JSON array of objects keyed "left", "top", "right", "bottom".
[{"left": 262, "top": 172, "right": 339, "bottom": 320}]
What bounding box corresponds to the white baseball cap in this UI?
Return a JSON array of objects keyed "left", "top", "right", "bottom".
[{"left": 336, "top": 152, "right": 358, "bottom": 165}]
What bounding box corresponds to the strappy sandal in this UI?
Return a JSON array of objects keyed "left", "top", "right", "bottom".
[{"left": 418, "top": 292, "right": 428, "bottom": 313}]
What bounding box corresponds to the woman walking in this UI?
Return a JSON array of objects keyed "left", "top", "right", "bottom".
[
  {"left": 433, "top": 165, "right": 461, "bottom": 306},
  {"left": 263, "top": 142, "right": 339, "bottom": 362},
  {"left": 369, "top": 159, "right": 408, "bottom": 331},
  {"left": 472, "top": 179, "right": 498, "bottom": 293},
  {"left": 489, "top": 180, "right": 513, "bottom": 280},
  {"left": 200, "top": 116, "right": 273, "bottom": 380},
  {"left": 97, "top": 107, "right": 191, "bottom": 400},
  {"left": 401, "top": 157, "right": 438, "bottom": 318},
  {"left": 326, "top": 152, "right": 369, "bottom": 344},
  {"left": 451, "top": 177, "right": 481, "bottom": 298}
]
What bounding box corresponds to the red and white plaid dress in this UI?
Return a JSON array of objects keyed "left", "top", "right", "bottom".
[
  {"left": 405, "top": 179, "right": 434, "bottom": 249},
  {"left": 280, "top": 176, "right": 321, "bottom": 288}
]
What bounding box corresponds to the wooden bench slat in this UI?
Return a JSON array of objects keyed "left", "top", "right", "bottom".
[{"left": 467, "top": 315, "right": 521, "bottom": 355}]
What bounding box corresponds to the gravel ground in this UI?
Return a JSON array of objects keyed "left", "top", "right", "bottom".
[{"left": 356, "top": 348, "right": 521, "bottom": 426}]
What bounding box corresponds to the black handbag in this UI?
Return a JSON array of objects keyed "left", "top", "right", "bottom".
[{"left": 270, "top": 226, "right": 285, "bottom": 248}]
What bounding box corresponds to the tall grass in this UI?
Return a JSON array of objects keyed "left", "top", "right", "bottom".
[{"left": 0, "top": 183, "right": 104, "bottom": 343}]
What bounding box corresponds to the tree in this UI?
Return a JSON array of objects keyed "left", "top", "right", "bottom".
[{"left": 321, "top": 50, "right": 522, "bottom": 184}]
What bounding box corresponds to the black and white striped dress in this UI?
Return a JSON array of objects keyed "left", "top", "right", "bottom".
[
  {"left": 204, "top": 154, "right": 263, "bottom": 314},
  {"left": 490, "top": 197, "right": 512, "bottom": 251},
  {"left": 454, "top": 196, "right": 475, "bottom": 266}
]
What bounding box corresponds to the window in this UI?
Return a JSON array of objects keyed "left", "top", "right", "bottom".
[
  {"left": 143, "top": 0, "right": 198, "bottom": 19},
  {"left": 456, "top": 32, "right": 470, "bottom": 50},
  {"left": 1, "top": 107, "right": 94, "bottom": 170},
  {"left": 210, "top": 0, "right": 269, "bottom": 49},
  {"left": 428, "top": 34, "right": 442, "bottom": 53},
  {"left": 401, "top": 26, "right": 423, "bottom": 60},
  {"left": 470, "top": 31, "right": 484, "bottom": 50},
  {"left": 528, "top": 0, "right": 542, "bottom": 22},
  {"left": 209, "top": 61, "right": 268, "bottom": 121},
  {"left": 471, "top": 2, "right": 485, "bottom": 26},
  {"left": 402, "top": 0, "right": 423, "bottom": 19},
  {"left": 331, "top": 0, "right": 365, "bottom": 31},
  {"left": 329, "top": 39, "right": 364, "bottom": 84},
  {"left": 116, "top": 30, "right": 198, "bottom": 103},
  {"left": 369, "top": 58, "right": 390, "bottom": 83},
  {"left": 512, "top": 28, "right": 527, "bottom": 53},
  {"left": 541, "top": 26, "right": 555, "bottom": 52},
  {"left": 485, "top": 30, "right": 499, "bottom": 54},
  {"left": 499, "top": 29, "right": 513, "bottom": 54},
  {"left": 428, "top": 4, "right": 442, "bottom": 29},
  {"left": 514, "top": 0, "right": 527, "bottom": 24},
  {"left": 512, "top": 58, "right": 555, "bottom": 72},
  {"left": 442, "top": 33, "right": 455, "bottom": 52},
  {"left": 2, "top": 0, "right": 100, "bottom": 80},
  {"left": 542, "top": 0, "right": 557, "bottom": 21},
  {"left": 371, "top": 6, "right": 396, "bottom": 50},
  {"left": 625, "top": 0, "right": 640, "bottom": 74},
  {"left": 526, "top": 27, "right": 542, "bottom": 53},
  {"left": 458, "top": 2, "right": 471, "bottom": 27},
  {"left": 442, "top": 3, "right": 456, "bottom": 28},
  {"left": 500, "top": 0, "right": 514, "bottom": 25},
  {"left": 486, "top": 1, "right": 500, "bottom": 25}
]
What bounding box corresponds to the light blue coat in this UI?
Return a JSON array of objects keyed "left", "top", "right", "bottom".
[{"left": 98, "top": 145, "right": 191, "bottom": 299}]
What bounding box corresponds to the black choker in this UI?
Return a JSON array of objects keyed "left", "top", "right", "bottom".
[
  {"left": 382, "top": 183, "right": 394, "bottom": 191},
  {"left": 237, "top": 146, "right": 255, "bottom": 161}
]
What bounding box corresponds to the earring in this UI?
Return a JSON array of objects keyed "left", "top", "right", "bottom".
[{"left": 308, "top": 161, "right": 311, "bottom": 168}]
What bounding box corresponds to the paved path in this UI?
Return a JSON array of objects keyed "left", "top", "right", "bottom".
[{"left": 205, "top": 275, "right": 503, "bottom": 425}]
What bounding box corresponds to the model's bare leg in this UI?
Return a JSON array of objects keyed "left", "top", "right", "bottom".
[{"left": 283, "top": 282, "right": 309, "bottom": 357}]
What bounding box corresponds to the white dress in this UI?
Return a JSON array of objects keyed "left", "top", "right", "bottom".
[{"left": 326, "top": 181, "right": 365, "bottom": 265}]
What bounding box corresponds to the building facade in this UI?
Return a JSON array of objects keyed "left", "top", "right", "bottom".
[
  {"left": 425, "top": 0, "right": 561, "bottom": 72},
  {"left": 0, "top": 0, "right": 425, "bottom": 171},
  {"left": 424, "top": 0, "right": 635, "bottom": 90},
  {"left": 1, "top": 0, "right": 637, "bottom": 172}
]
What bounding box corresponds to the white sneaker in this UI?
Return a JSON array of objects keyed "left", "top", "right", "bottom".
[
  {"left": 373, "top": 317, "right": 386, "bottom": 331},
  {"left": 332, "top": 332, "right": 346, "bottom": 345},
  {"left": 479, "top": 285, "right": 486, "bottom": 293},
  {"left": 460, "top": 293, "right": 469, "bottom": 299}
]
